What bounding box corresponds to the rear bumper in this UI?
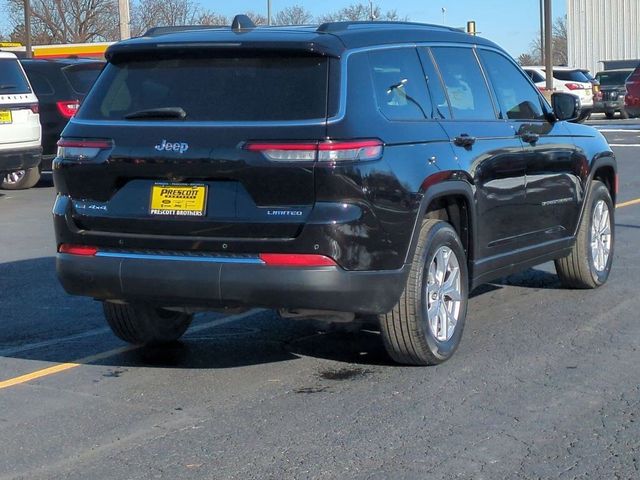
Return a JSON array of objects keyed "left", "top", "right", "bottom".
[
  {"left": 56, "top": 251, "right": 408, "bottom": 315},
  {"left": 0, "top": 147, "right": 42, "bottom": 173},
  {"left": 593, "top": 100, "right": 624, "bottom": 113}
]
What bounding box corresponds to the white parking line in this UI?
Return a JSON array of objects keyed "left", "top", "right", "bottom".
[{"left": 609, "top": 144, "right": 640, "bottom": 147}]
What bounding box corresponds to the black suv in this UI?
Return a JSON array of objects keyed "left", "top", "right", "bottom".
[
  {"left": 53, "top": 18, "right": 616, "bottom": 365},
  {"left": 594, "top": 68, "right": 634, "bottom": 119},
  {"left": 2, "top": 58, "right": 103, "bottom": 189}
]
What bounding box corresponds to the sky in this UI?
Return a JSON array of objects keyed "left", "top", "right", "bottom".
[
  {"left": 207, "top": 0, "right": 567, "bottom": 57},
  {"left": 0, "top": 0, "right": 567, "bottom": 58}
]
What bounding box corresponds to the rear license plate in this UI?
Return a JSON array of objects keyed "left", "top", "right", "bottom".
[
  {"left": 150, "top": 183, "right": 207, "bottom": 217},
  {"left": 0, "top": 110, "right": 12, "bottom": 124}
]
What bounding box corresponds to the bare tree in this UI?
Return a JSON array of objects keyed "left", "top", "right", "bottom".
[
  {"left": 318, "top": 3, "right": 404, "bottom": 23},
  {"left": 523, "top": 15, "right": 568, "bottom": 66},
  {"left": 244, "top": 11, "right": 268, "bottom": 26},
  {"left": 275, "top": 5, "right": 313, "bottom": 26},
  {"left": 517, "top": 53, "right": 538, "bottom": 66},
  {"left": 132, "top": 0, "right": 205, "bottom": 36},
  {"left": 198, "top": 12, "right": 228, "bottom": 26},
  {"left": 5, "top": 0, "right": 119, "bottom": 43}
]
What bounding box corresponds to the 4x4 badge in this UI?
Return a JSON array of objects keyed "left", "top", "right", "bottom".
[{"left": 155, "top": 139, "right": 189, "bottom": 154}]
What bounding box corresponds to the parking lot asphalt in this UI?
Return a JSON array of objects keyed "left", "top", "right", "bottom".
[{"left": 1, "top": 123, "right": 640, "bottom": 480}]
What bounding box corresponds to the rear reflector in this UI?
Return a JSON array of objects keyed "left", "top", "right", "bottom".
[
  {"left": 246, "top": 139, "right": 383, "bottom": 162},
  {"left": 56, "top": 100, "right": 80, "bottom": 118},
  {"left": 58, "top": 244, "right": 98, "bottom": 256},
  {"left": 259, "top": 253, "right": 337, "bottom": 267},
  {"left": 29, "top": 103, "right": 39, "bottom": 114},
  {"left": 57, "top": 138, "right": 113, "bottom": 161}
]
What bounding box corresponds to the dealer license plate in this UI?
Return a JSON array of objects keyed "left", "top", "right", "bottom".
[
  {"left": 150, "top": 183, "right": 207, "bottom": 217},
  {"left": 0, "top": 110, "right": 12, "bottom": 124}
]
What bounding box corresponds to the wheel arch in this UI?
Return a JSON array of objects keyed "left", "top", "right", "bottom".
[{"left": 405, "top": 178, "right": 477, "bottom": 273}]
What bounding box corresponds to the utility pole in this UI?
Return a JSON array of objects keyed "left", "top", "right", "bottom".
[
  {"left": 118, "top": 0, "right": 130, "bottom": 39},
  {"left": 267, "top": 0, "right": 271, "bottom": 26},
  {"left": 23, "top": 0, "right": 32, "bottom": 58},
  {"left": 539, "top": 0, "right": 544, "bottom": 64},
  {"left": 369, "top": 1, "right": 374, "bottom": 20},
  {"left": 544, "top": 0, "right": 553, "bottom": 91},
  {"left": 441, "top": 7, "right": 446, "bottom": 25}
]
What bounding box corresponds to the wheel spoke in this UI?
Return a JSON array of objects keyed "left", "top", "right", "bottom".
[
  {"left": 435, "top": 248, "right": 448, "bottom": 282},
  {"left": 438, "top": 302, "right": 449, "bottom": 340}
]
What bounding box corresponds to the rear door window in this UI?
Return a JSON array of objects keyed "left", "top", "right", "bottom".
[
  {"left": 479, "top": 50, "right": 545, "bottom": 120},
  {"left": 525, "top": 70, "right": 545, "bottom": 83},
  {"left": 367, "top": 48, "right": 431, "bottom": 121},
  {"left": 430, "top": 47, "right": 496, "bottom": 120},
  {"left": 78, "top": 55, "right": 330, "bottom": 122},
  {"left": 62, "top": 64, "right": 103, "bottom": 95},
  {"left": 25, "top": 71, "right": 55, "bottom": 96},
  {"left": 418, "top": 48, "right": 451, "bottom": 119},
  {"left": 0, "top": 59, "right": 31, "bottom": 94}
]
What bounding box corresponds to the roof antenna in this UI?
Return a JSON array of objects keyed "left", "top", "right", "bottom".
[{"left": 231, "top": 14, "right": 256, "bottom": 32}]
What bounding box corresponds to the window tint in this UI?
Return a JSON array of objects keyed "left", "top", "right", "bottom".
[
  {"left": 62, "top": 64, "right": 102, "bottom": 94},
  {"left": 79, "top": 55, "right": 329, "bottom": 121},
  {"left": 525, "top": 69, "right": 545, "bottom": 84},
  {"left": 419, "top": 48, "right": 451, "bottom": 119},
  {"left": 479, "top": 50, "right": 545, "bottom": 120},
  {"left": 0, "top": 59, "right": 31, "bottom": 94},
  {"left": 26, "top": 71, "right": 54, "bottom": 96},
  {"left": 368, "top": 48, "right": 431, "bottom": 121},
  {"left": 430, "top": 47, "right": 496, "bottom": 120},
  {"left": 553, "top": 70, "right": 589, "bottom": 82},
  {"left": 595, "top": 71, "right": 632, "bottom": 86}
]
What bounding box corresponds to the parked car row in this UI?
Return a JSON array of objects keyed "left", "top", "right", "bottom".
[{"left": 0, "top": 51, "right": 102, "bottom": 189}]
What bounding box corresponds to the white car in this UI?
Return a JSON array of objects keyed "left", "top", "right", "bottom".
[
  {"left": 0, "top": 51, "right": 42, "bottom": 189},
  {"left": 522, "top": 66, "right": 594, "bottom": 121}
]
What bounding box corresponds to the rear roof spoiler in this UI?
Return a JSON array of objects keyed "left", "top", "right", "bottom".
[{"left": 143, "top": 15, "right": 257, "bottom": 38}]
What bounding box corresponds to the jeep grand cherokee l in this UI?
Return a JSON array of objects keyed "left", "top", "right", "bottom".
[{"left": 53, "top": 17, "right": 616, "bottom": 365}]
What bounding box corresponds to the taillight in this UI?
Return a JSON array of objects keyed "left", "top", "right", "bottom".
[
  {"left": 245, "top": 139, "right": 383, "bottom": 162},
  {"left": 56, "top": 138, "right": 113, "bottom": 161},
  {"left": 565, "top": 83, "right": 583, "bottom": 90},
  {"left": 29, "top": 103, "right": 39, "bottom": 114},
  {"left": 58, "top": 244, "right": 98, "bottom": 256},
  {"left": 259, "top": 253, "right": 337, "bottom": 267},
  {"left": 56, "top": 100, "right": 80, "bottom": 118}
]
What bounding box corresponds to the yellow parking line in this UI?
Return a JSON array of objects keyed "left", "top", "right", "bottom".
[
  {"left": 617, "top": 198, "right": 640, "bottom": 209},
  {"left": 0, "top": 346, "right": 135, "bottom": 390}
]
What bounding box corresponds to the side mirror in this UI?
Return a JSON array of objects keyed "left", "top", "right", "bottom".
[{"left": 551, "top": 92, "right": 582, "bottom": 122}]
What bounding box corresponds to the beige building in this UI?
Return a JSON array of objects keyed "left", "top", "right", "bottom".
[{"left": 567, "top": 0, "right": 640, "bottom": 73}]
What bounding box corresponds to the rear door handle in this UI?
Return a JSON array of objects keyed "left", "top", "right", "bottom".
[
  {"left": 521, "top": 133, "right": 540, "bottom": 144},
  {"left": 454, "top": 134, "right": 476, "bottom": 148}
]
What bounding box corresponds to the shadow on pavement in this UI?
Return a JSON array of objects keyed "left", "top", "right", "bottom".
[{"left": 0, "top": 256, "right": 563, "bottom": 371}]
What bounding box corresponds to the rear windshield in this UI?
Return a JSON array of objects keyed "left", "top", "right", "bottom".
[
  {"left": 553, "top": 70, "right": 590, "bottom": 82},
  {"left": 596, "top": 71, "right": 632, "bottom": 86},
  {"left": 62, "top": 64, "right": 103, "bottom": 94},
  {"left": 78, "top": 54, "right": 329, "bottom": 121},
  {"left": 0, "top": 59, "right": 31, "bottom": 94}
]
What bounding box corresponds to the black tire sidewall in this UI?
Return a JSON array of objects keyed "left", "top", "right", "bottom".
[
  {"left": 416, "top": 223, "right": 469, "bottom": 361},
  {"left": 585, "top": 183, "right": 615, "bottom": 286}
]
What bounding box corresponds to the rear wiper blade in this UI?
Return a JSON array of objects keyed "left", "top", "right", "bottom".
[
  {"left": 124, "top": 107, "right": 187, "bottom": 120},
  {"left": 0, "top": 84, "right": 17, "bottom": 90}
]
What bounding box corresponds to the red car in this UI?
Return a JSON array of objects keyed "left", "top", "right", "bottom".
[{"left": 624, "top": 64, "right": 640, "bottom": 117}]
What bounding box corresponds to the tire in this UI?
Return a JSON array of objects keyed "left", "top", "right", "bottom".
[
  {"left": 380, "top": 220, "right": 469, "bottom": 366},
  {"left": 620, "top": 108, "right": 630, "bottom": 120},
  {"left": 1, "top": 167, "right": 40, "bottom": 190},
  {"left": 605, "top": 112, "right": 615, "bottom": 119},
  {"left": 103, "top": 302, "right": 193, "bottom": 345},
  {"left": 555, "top": 181, "right": 614, "bottom": 289}
]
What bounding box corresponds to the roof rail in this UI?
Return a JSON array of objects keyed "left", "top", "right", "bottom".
[
  {"left": 142, "top": 25, "right": 226, "bottom": 37},
  {"left": 231, "top": 14, "right": 256, "bottom": 32},
  {"left": 316, "top": 21, "right": 460, "bottom": 34}
]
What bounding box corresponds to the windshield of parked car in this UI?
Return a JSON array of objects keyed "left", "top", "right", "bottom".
[
  {"left": 596, "top": 71, "right": 632, "bottom": 86},
  {"left": 78, "top": 54, "right": 330, "bottom": 121},
  {"left": 0, "top": 59, "right": 31, "bottom": 94}
]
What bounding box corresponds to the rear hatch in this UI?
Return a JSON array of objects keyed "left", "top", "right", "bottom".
[
  {"left": 58, "top": 50, "right": 335, "bottom": 240},
  {"left": 0, "top": 57, "right": 39, "bottom": 148}
]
